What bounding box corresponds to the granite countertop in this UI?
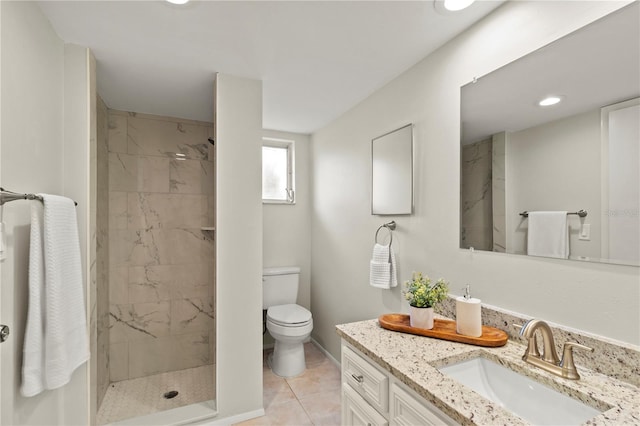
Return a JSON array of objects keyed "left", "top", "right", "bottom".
[{"left": 336, "top": 319, "right": 640, "bottom": 425}]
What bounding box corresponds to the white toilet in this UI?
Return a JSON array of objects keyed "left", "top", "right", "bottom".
[{"left": 263, "top": 266, "right": 313, "bottom": 378}]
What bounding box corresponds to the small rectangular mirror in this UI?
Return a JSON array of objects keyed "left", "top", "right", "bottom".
[{"left": 372, "top": 124, "right": 413, "bottom": 215}]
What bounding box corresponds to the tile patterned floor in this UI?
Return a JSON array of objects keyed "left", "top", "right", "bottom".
[
  {"left": 96, "top": 364, "right": 215, "bottom": 425},
  {"left": 235, "top": 342, "right": 342, "bottom": 426}
]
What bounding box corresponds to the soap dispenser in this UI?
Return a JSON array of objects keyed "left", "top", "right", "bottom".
[{"left": 456, "top": 285, "right": 482, "bottom": 337}]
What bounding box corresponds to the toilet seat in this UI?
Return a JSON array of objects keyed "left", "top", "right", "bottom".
[{"left": 267, "top": 304, "right": 312, "bottom": 327}]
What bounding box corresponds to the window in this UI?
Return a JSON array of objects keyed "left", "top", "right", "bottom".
[{"left": 262, "top": 138, "right": 295, "bottom": 203}]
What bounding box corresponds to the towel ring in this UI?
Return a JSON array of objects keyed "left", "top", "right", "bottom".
[{"left": 375, "top": 221, "right": 396, "bottom": 245}]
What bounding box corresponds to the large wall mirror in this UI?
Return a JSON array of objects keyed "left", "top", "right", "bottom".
[
  {"left": 460, "top": 3, "right": 639, "bottom": 267},
  {"left": 372, "top": 124, "right": 413, "bottom": 215}
]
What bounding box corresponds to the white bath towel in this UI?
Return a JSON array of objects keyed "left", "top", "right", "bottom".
[
  {"left": 22, "top": 202, "right": 46, "bottom": 396},
  {"left": 22, "top": 195, "right": 89, "bottom": 397},
  {"left": 527, "top": 211, "right": 569, "bottom": 259},
  {"left": 369, "top": 243, "right": 398, "bottom": 289}
]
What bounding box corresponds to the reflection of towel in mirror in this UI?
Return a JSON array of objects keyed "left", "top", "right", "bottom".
[
  {"left": 527, "top": 211, "right": 569, "bottom": 259},
  {"left": 369, "top": 243, "right": 398, "bottom": 289}
]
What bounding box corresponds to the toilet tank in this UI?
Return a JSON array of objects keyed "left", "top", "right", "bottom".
[{"left": 263, "top": 266, "right": 301, "bottom": 309}]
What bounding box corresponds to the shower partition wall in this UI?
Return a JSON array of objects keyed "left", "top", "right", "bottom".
[{"left": 97, "top": 110, "right": 216, "bottom": 424}]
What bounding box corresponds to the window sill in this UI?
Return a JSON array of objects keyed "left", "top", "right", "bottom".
[{"left": 263, "top": 200, "right": 296, "bottom": 205}]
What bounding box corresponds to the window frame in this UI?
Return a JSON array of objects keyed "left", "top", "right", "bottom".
[{"left": 262, "top": 137, "right": 295, "bottom": 204}]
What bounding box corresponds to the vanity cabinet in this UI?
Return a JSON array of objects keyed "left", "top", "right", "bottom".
[
  {"left": 343, "top": 345, "right": 389, "bottom": 413},
  {"left": 341, "top": 341, "right": 457, "bottom": 426}
]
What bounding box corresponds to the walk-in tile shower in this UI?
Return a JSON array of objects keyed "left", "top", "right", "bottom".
[{"left": 95, "top": 99, "right": 216, "bottom": 424}]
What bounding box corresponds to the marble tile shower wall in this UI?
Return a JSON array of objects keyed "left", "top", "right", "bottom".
[
  {"left": 107, "top": 110, "right": 215, "bottom": 382},
  {"left": 96, "top": 96, "right": 111, "bottom": 407}
]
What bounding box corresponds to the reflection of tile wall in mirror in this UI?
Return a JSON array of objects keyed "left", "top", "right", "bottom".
[
  {"left": 491, "top": 133, "right": 506, "bottom": 253},
  {"left": 460, "top": 139, "right": 492, "bottom": 251},
  {"left": 459, "top": 2, "right": 640, "bottom": 266}
]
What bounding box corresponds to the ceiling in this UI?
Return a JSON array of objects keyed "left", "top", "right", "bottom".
[
  {"left": 461, "top": 2, "right": 640, "bottom": 145},
  {"left": 38, "top": 0, "right": 504, "bottom": 134}
]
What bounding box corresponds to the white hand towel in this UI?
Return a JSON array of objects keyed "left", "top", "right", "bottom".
[
  {"left": 527, "top": 211, "right": 569, "bottom": 259},
  {"left": 389, "top": 245, "right": 398, "bottom": 288},
  {"left": 369, "top": 243, "right": 398, "bottom": 289},
  {"left": 370, "top": 259, "right": 391, "bottom": 289},
  {"left": 22, "top": 195, "right": 89, "bottom": 397}
]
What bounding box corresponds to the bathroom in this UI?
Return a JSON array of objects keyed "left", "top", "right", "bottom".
[{"left": 0, "top": 0, "right": 638, "bottom": 425}]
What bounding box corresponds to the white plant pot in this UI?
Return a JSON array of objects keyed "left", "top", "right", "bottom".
[{"left": 410, "top": 306, "right": 434, "bottom": 329}]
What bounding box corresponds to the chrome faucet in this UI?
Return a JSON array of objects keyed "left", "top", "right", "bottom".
[{"left": 516, "top": 319, "right": 593, "bottom": 380}]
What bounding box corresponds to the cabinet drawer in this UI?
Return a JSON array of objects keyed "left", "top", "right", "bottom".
[
  {"left": 343, "top": 383, "right": 389, "bottom": 426},
  {"left": 390, "top": 382, "right": 456, "bottom": 426},
  {"left": 342, "top": 345, "right": 389, "bottom": 414}
]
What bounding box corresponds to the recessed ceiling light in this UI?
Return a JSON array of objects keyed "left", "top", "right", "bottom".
[
  {"left": 539, "top": 96, "right": 562, "bottom": 107},
  {"left": 444, "top": 0, "right": 475, "bottom": 11},
  {"left": 166, "top": 0, "right": 189, "bottom": 4},
  {"left": 434, "top": 0, "right": 475, "bottom": 15}
]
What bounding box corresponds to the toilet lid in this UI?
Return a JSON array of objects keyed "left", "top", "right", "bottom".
[{"left": 267, "top": 304, "right": 312, "bottom": 325}]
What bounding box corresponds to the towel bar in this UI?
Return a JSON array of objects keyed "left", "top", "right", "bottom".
[
  {"left": 520, "top": 210, "right": 587, "bottom": 218},
  {"left": 0, "top": 187, "right": 77, "bottom": 206}
]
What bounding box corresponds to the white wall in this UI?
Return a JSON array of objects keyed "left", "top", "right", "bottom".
[
  {"left": 506, "top": 108, "right": 602, "bottom": 259},
  {"left": 263, "top": 129, "right": 311, "bottom": 312},
  {"left": 310, "top": 0, "right": 639, "bottom": 361},
  {"left": 0, "top": 2, "right": 91, "bottom": 424},
  {"left": 215, "top": 73, "right": 264, "bottom": 419}
]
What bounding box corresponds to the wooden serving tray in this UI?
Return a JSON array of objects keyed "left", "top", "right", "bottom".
[{"left": 378, "top": 313, "right": 508, "bottom": 347}]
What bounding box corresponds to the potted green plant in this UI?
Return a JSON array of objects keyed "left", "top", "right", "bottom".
[{"left": 403, "top": 272, "right": 449, "bottom": 329}]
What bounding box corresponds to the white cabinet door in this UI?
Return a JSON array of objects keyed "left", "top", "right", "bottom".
[
  {"left": 343, "top": 384, "right": 389, "bottom": 426},
  {"left": 390, "top": 382, "right": 457, "bottom": 426}
]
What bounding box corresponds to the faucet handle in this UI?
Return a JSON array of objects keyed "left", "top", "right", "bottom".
[
  {"left": 560, "top": 341, "right": 594, "bottom": 380},
  {"left": 563, "top": 341, "right": 593, "bottom": 353}
]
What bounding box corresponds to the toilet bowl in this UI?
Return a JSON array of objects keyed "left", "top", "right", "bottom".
[
  {"left": 263, "top": 267, "right": 313, "bottom": 377},
  {"left": 266, "top": 303, "right": 313, "bottom": 377}
]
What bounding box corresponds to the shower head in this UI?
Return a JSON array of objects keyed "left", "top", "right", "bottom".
[{"left": 208, "top": 137, "right": 215, "bottom": 145}]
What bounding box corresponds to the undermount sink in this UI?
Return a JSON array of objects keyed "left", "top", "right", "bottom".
[{"left": 438, "top": 357, "right": 603, "bottom": 425}]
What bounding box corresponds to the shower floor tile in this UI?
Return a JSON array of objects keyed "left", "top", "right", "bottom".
[{"left": 97, "top": 364, "right": 215, "bottom": 425}]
